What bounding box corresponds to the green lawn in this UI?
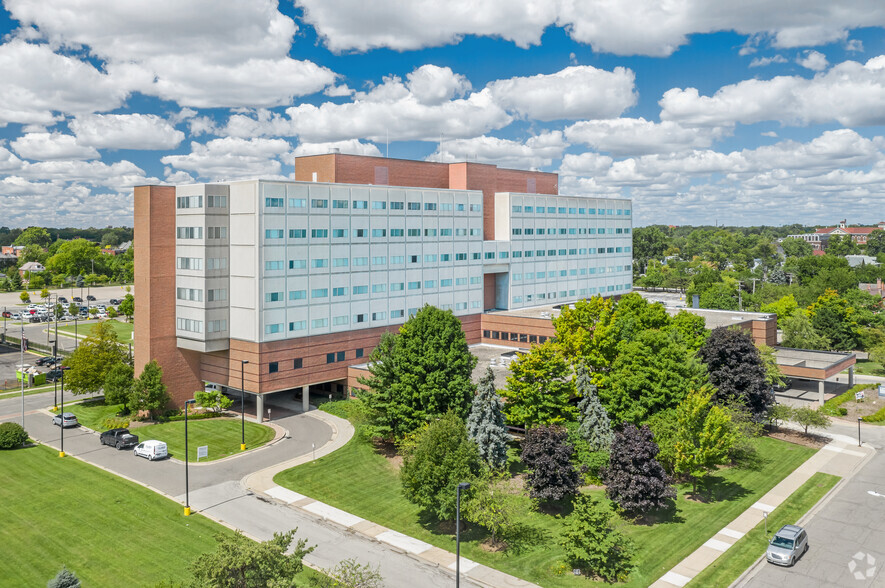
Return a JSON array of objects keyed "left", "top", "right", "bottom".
[
  {"left": 53, "top": 398, "right": 126, "bottom": 430},
  {"left": 274, "top": 402, "right": 816, "bottom": 587},
  {"left": 846, "top": 358, "right": 885, "bottom": 377},
  {"left": 687, "top": 472, "right": 839, "bottom": 587},
  {"left": 133, "top": 418, "right": 275, "bottom": 462},
  {"left": 0, "top": 443, "right": 228, "bottom": 586},
  {"left": 0, "top": 443, "right": 322, "bottom": 587},
  {"left": 58, "top": 318, "right": 133, "bottom": 341}
]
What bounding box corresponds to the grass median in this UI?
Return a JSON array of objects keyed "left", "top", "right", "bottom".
[
  {"left": 274, "top": 402, "right": 816, "bottom": 588},
  {"left": 686, "top": 472, "right": 840, "bottom": 587},
  {"left": 133, "top": 418, "right": 275, "bottom": 461}
]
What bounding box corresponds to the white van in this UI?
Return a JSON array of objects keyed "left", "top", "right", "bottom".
[{"left": 133, "top": 440, "right": 168, "bottom": 461}]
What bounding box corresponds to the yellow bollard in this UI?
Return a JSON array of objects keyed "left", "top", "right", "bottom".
[
  {"left": 59, "top": 451, "right": 65, "bottom": 457},
  {"left": 240, "top": 443, "right": 246, "bottom": 451},
  {"left": 184, "top": 507, "right": 191, "bottom": 516}
]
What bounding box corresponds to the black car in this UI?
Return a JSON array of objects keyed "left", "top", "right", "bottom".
[
  {"left": 45, "top": 367, "right": 69, "bottom": 382},
  {"left": 100, "top": 428, "right": 139, "bottom": 449},
  {"left": 35, "top": 356, "right": 60, "bottom": 366},
  {"left": 58, "top": 296, "right": 68, "bottom": 304},
  {"left": 86, "top": 295, "right": 96, "bottom": 301},
  {"left": 109, "top": 298, "right": 121, "bottom": 305},
  {"left": 72, "top": 297, "right": 83, "bottom": 303}
]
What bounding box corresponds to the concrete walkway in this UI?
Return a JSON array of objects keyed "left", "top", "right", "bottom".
[
  {"left": 650, "top": 436, "right": 875, "bottom": 588},
  {"left": 245, "top": 409, "right": 540, "bottom": 588}
]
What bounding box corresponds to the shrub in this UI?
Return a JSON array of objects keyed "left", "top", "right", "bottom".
[
  {"left": 166, "top": 411, "right": 223, "bottom": 422},
  {"left": 0, "top": 422, "right": 28, "bottom": 449},
  {"left": 47, "top": 567, "right": 80, "bottom": 588},
  {"left": 101, "top": 416, "right": 130, "bottom": 430},
  {"left": 822, "top": 384, "right": 876, "bottom": 416},
  {"left": 559, "top": 493, "right": 636, "bottom": 582},
  {"left": 863, "top": 406, "right": 885, "bottom": 423}
]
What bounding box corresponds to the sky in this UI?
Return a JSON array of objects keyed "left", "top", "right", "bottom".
[{"left": 1, "top": 2, "right": 885, "bottom": 229}]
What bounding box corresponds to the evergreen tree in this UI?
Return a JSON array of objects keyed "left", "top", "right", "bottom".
[
  {"left": 575, "top": 364, "right": 613, "bottom": 452},
  {"left": 559, "top": 493, "right": 636, "bottom": 582},
  {"left": 466, "top": 368, "right": 510, "bottom": 469},
  {"left": 47, "top": 567, "right": 80, "bottom": 588},
  {"left": 601, "top": 424, "right": 675, "bottom": 516},
  {"left": 520, "top": 425, "right": 580, "bottom": 501},
  {"left": 9, "top": 270, "right": 22, "bottom": 290}
]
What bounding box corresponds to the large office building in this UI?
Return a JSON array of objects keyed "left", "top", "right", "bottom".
[{"left": 134, "top": 153, "right": 633, "bottom": 413}]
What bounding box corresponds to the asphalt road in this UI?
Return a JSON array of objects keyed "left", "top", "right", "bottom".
[
  {"left": 739, "top": 408, "right": 885, "bottom": 588},
  {"left": 0, "top": 390, "right": 475, "bottom": 588}
]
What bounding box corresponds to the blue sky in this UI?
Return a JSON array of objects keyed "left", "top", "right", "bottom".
[{"left": 1, "top": 1, "right": 884, "bottom": 228}]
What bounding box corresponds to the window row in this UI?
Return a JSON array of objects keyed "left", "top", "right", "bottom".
[
  {"left": 511, "top": 227, "right": 631, "bottom": 235},
  {"left": 510, "top": 283, "right": 631, "bottom": 305},
  {"left": 176, "top": 195, "right": 227, "bottom": 209},
  {"left": 177, "top": 226, "right": 228, "bottom": 239},
  {"left": 177, "top": 257, "right": 228, "bottom": 271},
  {"left": 511, "top": 266, "right": 630, "bottom": 281},
  {"left": 277, "top": 198, "right": 482, "bottom": 212},
  {"left": 265, "top": 277, "right": 482, "bottom": 302},
  {"left": 272, "top": 303, "right": 481, "bottom": 334},
  {"left": 267, "top": 228, "right": 482, "bottom": 240},
  {"left": 511, "top": 205, "right": 630, "bottom": 216},
  {"left": 483, "top": 330, "right": 551, "bottom": 345}
]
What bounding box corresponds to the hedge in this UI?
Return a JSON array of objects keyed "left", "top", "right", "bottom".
[{"left": 821, "top": 384, "right": 877, "bottom": 416}]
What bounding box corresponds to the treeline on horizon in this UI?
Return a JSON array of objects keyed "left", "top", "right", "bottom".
[{"left": 0, "top": 226, "right": 133, "bottom": 248}]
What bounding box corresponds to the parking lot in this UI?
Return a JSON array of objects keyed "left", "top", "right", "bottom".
[{"left": 0, "top": 342, "right": 42, "bottom": 390}]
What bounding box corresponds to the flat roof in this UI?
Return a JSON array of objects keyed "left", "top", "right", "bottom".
[
  {"left": 775, "top": 347, "right": 856, "bottom": 380},
  {"left": 491, "top": 303, "right": 562, "bottom": 320},
  {"left": 662, "top": 307, "right": 775, "bottom": 329}
]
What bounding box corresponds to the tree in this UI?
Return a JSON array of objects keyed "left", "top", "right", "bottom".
[
  {"left": 106, "top": 306, "right": 118, "bottom": 318},
  {"left": 698, "top": 327, "right": 772, "bottom": 418},
  {"left": 8, "top": 269, "right": 22, "bottom": 290},
  {"left": 466, "top": 368, "right": 510, "bottom": 469},
  {"left": 118, "top": 293, "right": 134, "bottom": 320},
  {"left": 761, "top": 295, "right": 799, "bottom": 329},
  {"left": 767, "top": 267, "right": 789, "bottom": 285},
  {"left": 195, "top": 389, "right": 234, "bottom": 414},
  {"left": 782, "top": 312, "right": 830, "bottom": 350},
  {"left": 669, "top": 389, "right": 737, "bottom": 494},
  {"left": 310, "top": 559, "right": 383, "bottom": 588},
  {"left": 29, "top": 273, "right": 45, "bottom": 289},
  {"left": 465, "top": 471, "right": 536, "bottom": 545},
  {"left": 400, "top": 411, "right": 483, "bottom": 521},
  {"left": 699, "top": 281, "right": 740, "bottom": 310},
  {"left": 669, "top": 310, "right": 709, "bottom": 352},
  {"left": 808, "top": 289, "right": 860, "bottom": 351},
  {"left": 0, "top": 422, "right": 28, "bottom": 449},
  {"left": 128, "top": 360, "right": 170, "bottom": 418},
  {"left": 45, "top": 239, "right": 103, "bottom": 277},
  {"left": 47, "top": 566, "right": 81, "bottom": 588},
  {"left": 756, "top": 343, "right": 785, "bottom": 388},
  {"left": 19, "top": 291, "right": 29, "bottom": 303},
  {"left": 640, "top": 259, "right": 665, "bottom": 290},
  {"left": 867, "top": 229, "right": 885, "bottom": 256},
  {"left": 781, "top": 237, "right": 813, "bottom": 258},
  {"left": 358, "top": 305, "right": 476, "bottom": 440},
  {"left": 190, "top": 529, "right": 313, "bottom": 588},
  {"left": 67, "top": 303, "right": 79, "bottom": 316},
  {"left": 559, "top": 493, "right": 636, "bottom": 582},
  {"left": 520, "top": 425, "right": 580, "bottom": 502},
  {"left": 826, "top": 234, "right": 860, "bottom": 256},
  {"left": 14, "top": 226, "right": 51, "bottom": 249},
  {"left": 575, "top": 364, "right": 613, "bottom": 452},
  {"left": 601, "top": 424, "right": 675, "bottom": 515},
  {"left": 792, "top": 406, "right": 831, "bottom": 434},
  {"left": 62, "top": 321, "right": 128, "bottom": 395},
  {"left": 103, "top": 362, "right": 134, "bottom": 407},
  {"left": 768, "top": 404, "right": 795, "bottom": 428},
  {"left": 502, "top": 340, "right": 575, "bottom": 426},
  {"left": 599, "top": 329, "right": 706, "bottom": 424}
]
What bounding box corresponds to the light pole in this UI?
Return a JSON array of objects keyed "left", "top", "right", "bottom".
[
  {"left": 59, "top": 369, "right": 65, "bottom": 458},
  {"left": 858, "top": 417, "right": 862, "bottom": 447},
  {"left": 50, "top": 340, "right": 57, "bottom": 410},
  {"left": 73, "top": 315, "right": 78, "bottom": 350},
  {"left": 184, "top": 398, "right": 196, "bottom": 516},
  {"left": 456, "top": 482, "right": 470, "bottom": 587},
  {"left": 240, "top": 360, "right": 249, "bottom": 451}
]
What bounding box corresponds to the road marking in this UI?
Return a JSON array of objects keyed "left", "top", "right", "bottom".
[
  {"left": 659, "top": 571, "right": 692, "bottom": 587},
  {"left": 703, "top": 538, "right": 732, "bottom": 552},
  {"left": 719, "top": 527, "right": 745, "bottom": 540},
  {"left": 867, "top": 490, "right": 885, "bottom": 498}
]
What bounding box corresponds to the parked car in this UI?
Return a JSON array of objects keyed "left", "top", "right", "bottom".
[
  {"left": 51, "top": 413, "right": 79, "bottom": 428},
  {"left": 86, "top": 295, "right": 96, "bottom": 301},
  {"left": 72, "top": 296, "right": 83, "bottom": 303},
  {"left": 766, "top": 524, "right": 808, "bottom": 566},
  {"left": 134, "top": 440, "right": 168, "bottom": 461},
  {"left": 35, "top": 356, "right": 60, "bottom": 366},
  {"left": 1, "top": 311, "right": 11, "bottom": 318},
  {"left": 100, "top": 428, "right": 139, "bottom": 449},
  {"left": 11, "top": 312, "right": 21, "bottom": 320},
  {"left": 45, "top": 367, "right": 69, "bottom": 382},
  {"left": 109, "top": 298, "right": 121, "bottom": 305},
  {"left": 58, "top": 296, "right": 68, "bottom": 304}
]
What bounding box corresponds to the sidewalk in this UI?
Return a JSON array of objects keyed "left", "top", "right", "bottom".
[
  {"left": 244, "top": 410, "right": 540, "bottom": 588},
  {"left": 650, "top": 436, "right": 875, "bottom": 588}
]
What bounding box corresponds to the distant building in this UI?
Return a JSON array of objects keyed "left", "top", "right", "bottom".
[
  {"left": 845, "top": 254, "right": 880, "bottom": 267},
  {"left": 18, "top": 261, "right": 45, "bottom": 277},
  {"left": 787, "top": 220, "right": 885, "bottom": 251},
  {"left": 1, "top": 245, "right": 25, "bottom": 257},
  {"left": 860, "top": 279, "right": 885, "bottom": 298}
]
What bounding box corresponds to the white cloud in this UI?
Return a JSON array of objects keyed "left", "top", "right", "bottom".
[
  {"left": 288, "top": 139, "right": 381, "bottom": 159},
  {"left": 565, "top": 118, "right": 725, "bottom": 156},
  {"left": 406, "top": 65, "right": 472, "bottom": 105},
  {"left": 160, "top": 137, "right": 291, "bottom": 180},
  {"left": 749, "top": 55, "right": 787, "bottom": 68},
  {"left": 0, "top": 40, "right": 129, "bottom": 126},
  {"left": 797, "top": 50, "right": 828, "bottom": 71},
  {"left": 70, "top": 114, "right": 185, "bottom": 150},
  {"left": 428, "top": 132, "right": 568, "bottom": 170},
  {"left": 10, "top": 132, "right": 99, "bottom": 160},
  {"left": 486, "top": 66, "right": 637, "bottom": 121},
  {"left": 296, "top": 0, "right": 885, "bottom": 56},
  {"left": 6, "top": 0, "right": 336, "bottom": 108},
  {"left": 324, "top": 84, "right": 355, "bottom": 97},
  {"left": 660, "top": 56, "right": 885, "bottom": 128}
]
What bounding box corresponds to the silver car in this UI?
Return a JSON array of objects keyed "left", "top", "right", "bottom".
[
  {"left": 766, "top": 524, "right": 808, "bottom": 566},
  {"left": 51, "top": 413, "right": 79, "bottom": 428}
]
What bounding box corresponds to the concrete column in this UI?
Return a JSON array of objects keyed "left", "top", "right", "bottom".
[
  {"left": 302, "top": 386, "right": 309, "bottom": 413},
  {"left": 818, "top": 380, "right": 826, "bottom": 407},
  {"left": 255, "top": 393, "right": 264, "bottom": 423},
  {"left": 849, "top": 366, "right": 855, "bottom": 387}
]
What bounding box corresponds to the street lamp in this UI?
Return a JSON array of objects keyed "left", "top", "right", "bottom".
[
  {"left": 59, "top": 369, "right": 65, "bottom": 458},
  {"left": 456, "top": 482, "right": 471, "bottom": 587},
  {"left": 50, "top": 340, "right": 57, "bottom": 410},
  {"left": 858, "top": 417, "right": 862, "bottom": 447},
  {"left": 184, "top": 398, "right": 196, "bottom": 516},
  {"left": 240, "top": 360, "right": 249, "bottom": 451}
]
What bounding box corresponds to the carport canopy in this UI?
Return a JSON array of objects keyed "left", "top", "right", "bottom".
[{"left": 775, "top": 347, "right": 856, "bottom": 406}]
